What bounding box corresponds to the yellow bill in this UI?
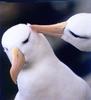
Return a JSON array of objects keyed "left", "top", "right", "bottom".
[{"left": 10, "top": 48, "right": 25, "bottom": 84}]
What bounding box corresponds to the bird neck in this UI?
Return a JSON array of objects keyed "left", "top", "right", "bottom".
[{"left": 30, "top": 34, "right": 55, "bottom": 65}]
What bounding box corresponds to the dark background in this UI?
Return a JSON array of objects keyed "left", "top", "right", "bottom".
[{"left": 0, "top": 1, "right": 91, "bottom": 100}]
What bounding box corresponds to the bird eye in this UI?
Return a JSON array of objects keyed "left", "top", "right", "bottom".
[
  {"left": 69, "top": 30, "right": 90, "bottom": 39},
  {"left": 4, "top": 47, "right": 8, "bottom": 52},
  {"left": 22, "top": 33, "right": 30, "bottom": 44},
  {"left": 22, "top": 38, "right": 29, "bottom": 44}
]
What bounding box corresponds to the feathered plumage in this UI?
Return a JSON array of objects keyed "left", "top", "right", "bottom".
[
  {"left": 1, "top": 23, "right": 91, "bottom": 100},
  {"left": 62, "top": 13, "right": 91, "bottom": 51}
]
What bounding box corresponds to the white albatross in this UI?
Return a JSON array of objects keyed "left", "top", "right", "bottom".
[{"left": 1, "top": 23, "right": 91, "bottom": 100}]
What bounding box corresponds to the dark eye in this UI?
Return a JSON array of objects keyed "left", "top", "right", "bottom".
[
  {"left": 22, "top": 33, "right": 30, "bottom": 44},
  {"left": 4, "top": 47, "right": 8, "bottom": 51},
  {"left": 69, "top": 30, "right": 90, "bottom": 39},
  {"left": 22, "top": 38, "right": 29, "bottom": 44}
]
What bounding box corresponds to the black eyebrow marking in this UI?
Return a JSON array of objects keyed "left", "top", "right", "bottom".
[
  {"left": 22, "top": 33, "right": 30, "bottom": 44},
  {"left": 69, "top": 30, "right": 90, "bottom": 39}
]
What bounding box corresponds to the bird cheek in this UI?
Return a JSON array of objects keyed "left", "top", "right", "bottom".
[{"left": 20, "top": 47, "right": 29, "bottom": 62}]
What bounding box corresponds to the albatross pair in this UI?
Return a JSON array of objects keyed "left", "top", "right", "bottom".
[{"left": 1, "top": 13, "right": 91, "bottom": 100}]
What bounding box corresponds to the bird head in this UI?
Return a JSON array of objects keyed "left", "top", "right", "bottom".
[
  {"left": 1, "top": 23, "right": 48, "bottom": 83},
  {"left": 62, "top": 13, "right": 91, "bottom": 52}
]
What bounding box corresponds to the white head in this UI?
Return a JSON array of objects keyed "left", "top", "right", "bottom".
[
  {"left": 1, "top": 23, "right": 53, "bottom": 83},
  {"left": 1, "top": 23, "right": 52, "bottom": 64},
  {"left": 62, "top": 13, "right": 91, "bottom": 52}
]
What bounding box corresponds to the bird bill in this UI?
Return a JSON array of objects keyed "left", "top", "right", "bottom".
[{"left": 10, "top": 48, "right": 25, "bottom": 84}]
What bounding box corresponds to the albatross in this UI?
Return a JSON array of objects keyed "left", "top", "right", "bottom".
[{"left": 1, "top": 23, "right": 91, "bottom": 100}]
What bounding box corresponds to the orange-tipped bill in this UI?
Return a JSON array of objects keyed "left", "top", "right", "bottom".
[{"left": 10, "top": 48, "right": 25, "bottom": 84}]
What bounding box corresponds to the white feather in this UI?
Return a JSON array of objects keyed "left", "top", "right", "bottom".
[
  {"left": 1, "top": 24, "right": 91, "bottom": 100},
  {"left": 62, "top": 13, "right": 91, "bottom": 51}
]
